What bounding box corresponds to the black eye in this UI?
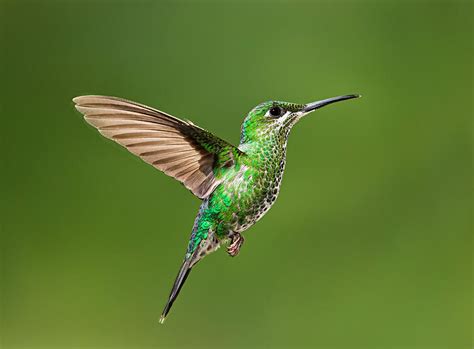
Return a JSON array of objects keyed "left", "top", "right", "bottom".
[{"left": 269, "top": 106, "right": 283, "bottom": 117}]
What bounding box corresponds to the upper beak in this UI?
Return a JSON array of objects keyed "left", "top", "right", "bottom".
[{"left": 303, "top": 94, "right": 360, "bottom": 113}]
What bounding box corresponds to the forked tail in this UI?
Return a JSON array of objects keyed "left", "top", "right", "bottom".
[{"left": 159, "top": 258, "right": 193, "bottom": 324}]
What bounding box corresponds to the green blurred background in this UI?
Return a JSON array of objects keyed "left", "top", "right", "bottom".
[{"left": 1, "top": 1, "right": 472, "bottom": 348}]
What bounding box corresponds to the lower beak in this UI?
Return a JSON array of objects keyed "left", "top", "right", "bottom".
[{"left": 303, "top": 94, "right": 360, "bottom": 113}]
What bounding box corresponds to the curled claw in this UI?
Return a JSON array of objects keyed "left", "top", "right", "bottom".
[{"left": 227, "top": 233, "right": 244, "bottom": 257}]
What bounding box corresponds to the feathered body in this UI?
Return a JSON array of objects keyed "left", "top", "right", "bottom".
[
  {"left": 73, "top": 94, "right": 359, "bottom": 323},
  {"left": 187, "top": 102, "right": 296, "bottom": 259}
]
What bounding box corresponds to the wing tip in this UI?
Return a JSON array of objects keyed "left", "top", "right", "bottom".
[
  {"left": 72, "top": 95, "right": 91, "bottom": 105},
  {"left": 72, "top": 95, "right": 115, "bottom": 106}
]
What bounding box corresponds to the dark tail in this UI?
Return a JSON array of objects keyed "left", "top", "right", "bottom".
[{"left": 159, "top": 259, "right": 193, "bottom": 324}]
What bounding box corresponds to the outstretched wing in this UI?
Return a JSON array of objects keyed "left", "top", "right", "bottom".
[{"left": 73, "top": 95, "right": 240, "bottom": 199}]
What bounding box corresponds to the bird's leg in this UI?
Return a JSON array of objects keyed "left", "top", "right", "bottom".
[{"left": 227, "top": 233, "right": 244, "bottom": 257}]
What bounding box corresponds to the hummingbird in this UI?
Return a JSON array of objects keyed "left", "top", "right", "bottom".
[{"left": 73, "top": 93, "right": 359, "bottom": 323}]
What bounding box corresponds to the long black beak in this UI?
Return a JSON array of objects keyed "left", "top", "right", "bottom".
[{"left": 303, "top": 94, "right": 360, "bottom": 113}]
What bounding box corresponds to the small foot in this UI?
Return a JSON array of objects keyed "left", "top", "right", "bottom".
[{"left": 227, "top": 233, "right": 244, "bottom": 257}]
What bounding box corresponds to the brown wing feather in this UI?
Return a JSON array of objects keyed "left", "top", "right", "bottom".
[{"left": 73, "top": 95, "right": 237, "bottom": 199}]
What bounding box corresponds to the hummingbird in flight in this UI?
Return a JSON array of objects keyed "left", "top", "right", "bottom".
[{"left": 73, "top": 93, "right": 359, "bottom": 323}]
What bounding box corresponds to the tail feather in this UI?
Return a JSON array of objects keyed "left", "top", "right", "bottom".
[{"left": 159, "top": 259, "right": 192, "bottom": 324}]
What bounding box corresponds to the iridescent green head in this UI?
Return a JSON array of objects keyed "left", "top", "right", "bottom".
[{"left": 240, "top": 94, "right": 360, "bottom": 145}]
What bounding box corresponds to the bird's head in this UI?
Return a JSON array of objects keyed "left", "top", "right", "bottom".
[{"left": 239, "top": 94, "right": 360, "bottom": 146}]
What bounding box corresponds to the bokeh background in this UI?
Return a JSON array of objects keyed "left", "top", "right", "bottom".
[{"left": 1, "top": 1, "right": 472, "bottom": 348}]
